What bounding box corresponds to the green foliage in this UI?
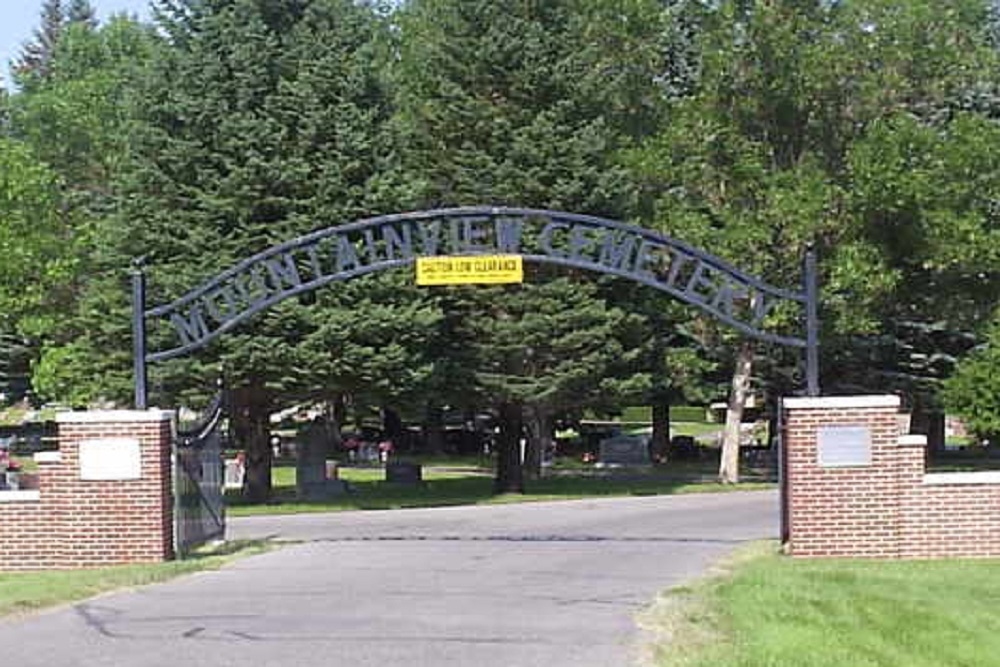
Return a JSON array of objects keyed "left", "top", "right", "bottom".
[
  {"left": 628, "top": 0, "right": 1000, "bottom": 404},
  {"left": 45, "top": 0, "right": 399, "bottom": 408},
  {"left": 67, "top": 0, "right": 97, "bottom": 28},
  {"left": 849, "top": 112, "right": 1000, "bottom": 329},
  {"left": 394, "top": 0, "right": 667, "bottom": 212},
  {"left": 3, "top": 0, "right": 998, "bottom": 440},
  {"left": 6, "top": 16, "right": 160, "bottom": 404},
  {"left": 0, "top": 333, "right": 32, "bottom": 404},
  {"left": 943, "top": 316, "right": 1000, "bottom": 439},
  {"left": 465, "top": 277, "right": 651, "bottom": 411},
  {"left": 13, "top": 0, "right": 67, "bottom": 86},
  {"left": 11, "top": 18, "right": 156, "bottom": 193},
  {"left": 392, "top": 0, "right": 673, "bottom": 424},
  {"left": 299, "top": 274, "right": 444, "bottom": 413},
  {"left": 0, "top": 139, "right": 80, "bottom": 337}
]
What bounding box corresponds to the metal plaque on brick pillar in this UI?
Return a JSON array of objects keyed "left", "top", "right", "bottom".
[
  {"left": 817, "top": 425, "right": 872, "bottom": 467},
  {"left": 78, "top": 438, "right": 142, "bottom": 480}
]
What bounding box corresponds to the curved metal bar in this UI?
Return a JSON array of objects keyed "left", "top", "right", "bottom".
[
  {"left": 176, "top": 389, "right": 226, "bottom": 445},
  {"left": 147, "top": 258, "right": 412, "bottom": 362},
  {"left": 521, "top": 254, "right": 807, "bottom": 348},
  {"left": 148, "top": 207, "right": 800, "bottom": 316},
  {"left": 142, "top": 207, "right": 811, "bottom": 364}
]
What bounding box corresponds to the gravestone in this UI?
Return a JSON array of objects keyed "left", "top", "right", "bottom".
[
  {"left": 296, "top": 419, "right": 348, "bottom": 499},
  {"left": 385, "top": 461, "right": 422, "bottom": 485},
  {"left": 358, "top": 442, "right": 379, "bottom": 464},
  {"left": 224, "top": 458, "right": 246, "bottom": 490},
  {"left": 597, "top": 434, "right": 651, "bottom": 467}
]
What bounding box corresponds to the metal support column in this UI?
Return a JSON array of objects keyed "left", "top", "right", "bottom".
[
  {"left": 777, "top": 397, "right": 789, "bottom": 545},
  {"left": 804, "top": 245, "right": 820, "bottom": 397},
  {"left": 132, "top": 260, "right": 148, "bottom": 410}
]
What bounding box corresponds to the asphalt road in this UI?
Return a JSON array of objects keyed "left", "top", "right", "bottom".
[{"left": 1, "top": 490, "right": 777, "bottom": 667}]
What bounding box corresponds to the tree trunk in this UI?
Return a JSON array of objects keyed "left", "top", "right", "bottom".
[
  {"left": 524, "top": 407, "right": 553, "bottom": 480},
  {"left": 719, "top": 340, "right": 754, "bottom": 484},
  {"left": 651, "top": 401, "right": 670, "bottom": 462},
  {"left": 381, "top": 406, "right": 404, "bottom": 444},
  {"left": 232, "top": 385, "right": 273, "bottom": 503},
  {"left": 422, "top": 404, "right": 445, "bottom": 455},
  {"left": 324, "top": 394, "right": 346, "bottom": 457},
  {"left": 494, "top": 400, "right": 524, "bottom": 494}
]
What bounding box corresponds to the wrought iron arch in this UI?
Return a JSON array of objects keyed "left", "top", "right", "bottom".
[{"left": 132, "top": 207, "right": 819, "bottom": 407}]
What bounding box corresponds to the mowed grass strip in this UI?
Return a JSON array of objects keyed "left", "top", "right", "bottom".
[
  {"left": 0, "top": 541, "right": 271, "bottom": 618},
  {"left": 643, "top": 543, "right": 1000, "bottom": 667},
  {"left": 226, "top": 463, "right": 771, "bottom": 516}
]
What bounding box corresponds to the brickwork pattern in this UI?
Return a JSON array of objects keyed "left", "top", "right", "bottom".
[
  {"left": 785, "top": 397, "right": 1000, "bottom": 559},
  {"left": 0, "top": 412, "right": 174, "bottom": 570}
]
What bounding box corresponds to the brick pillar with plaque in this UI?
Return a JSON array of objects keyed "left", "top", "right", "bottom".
[
  {"left": 52, "top": 410, "right": 175, "bottom": 566},
  {"left": 782, "top": 396, "right": 909, "bottom": 558}
]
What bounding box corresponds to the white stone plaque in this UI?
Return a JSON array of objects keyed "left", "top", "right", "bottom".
[
  {"left": 817, "top": 426, "right": 871, "bottom": 467},
  {"left": 79, "top": 438, "right": 142, "bottom": 481}
]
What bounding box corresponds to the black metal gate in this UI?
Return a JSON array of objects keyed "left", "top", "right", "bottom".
[{"left": 173, "top": 392, "right": 226, "bottom": 557}]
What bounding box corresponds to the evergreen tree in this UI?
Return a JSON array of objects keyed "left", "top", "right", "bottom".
[
  {"left": 15, "top": 0, "right": 67, "bottom": 87},
  {"left": 102, "top": 0, "right": 398, "bottom": 501},
  {"left": 393, "top": 0, "right": 671, "bottom": 490},
  {"left": 67, "top": 0, "right": 98, "bottom": 29}
]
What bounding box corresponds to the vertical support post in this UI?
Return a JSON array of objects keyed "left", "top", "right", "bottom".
[
  {"left": 804, "top": 244, "right": 820, "bottom": 397},
  {"left": 132, "top": 260, "right": 148, "bottom": 410},
  {"left": 777, "top": 397, "right": 789, "bottom": 545}
]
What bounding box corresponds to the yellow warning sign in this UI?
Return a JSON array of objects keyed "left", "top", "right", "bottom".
[{"left": 416, "top": 255, "right": 524, "bottom": 286}]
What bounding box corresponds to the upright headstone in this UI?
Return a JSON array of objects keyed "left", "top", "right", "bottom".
[
  {"left": 224, "top": 458, "right": 246, "bottom": 490},
  {"left": 385, "top": 461, "right": 422, "bottom": 484},
  {"left": 597, "top": 434, "right": 650, "bottom": 467},
  {"left": 296, "top": 418, "right": 347, "bottom": 499}
]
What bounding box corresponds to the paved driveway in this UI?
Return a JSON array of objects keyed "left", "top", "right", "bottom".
[{"left": 1, "top": 490, "right": 777, "bottom": 667}]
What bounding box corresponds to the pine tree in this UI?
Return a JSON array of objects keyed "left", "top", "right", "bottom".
[
  {"left": 67, "top": 0, "right": 98, "bottom": 29},
  {"left": 15, "top": 0, "right": 67, "bottom": 86},
  {"left": 393, "top": 0, "right": 671, "bottom": 490},
  {"left": 104, "top": 0, "right": 399, "bottom": 501}
]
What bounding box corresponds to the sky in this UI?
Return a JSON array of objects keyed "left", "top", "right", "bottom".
[{"left": 1, "top": 0, "right": 151, "bottom": 86}]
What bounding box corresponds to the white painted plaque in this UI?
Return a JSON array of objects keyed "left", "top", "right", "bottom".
[
  {"left": 817, "top": 426, "right": 871, "bottom": 467},
  {"left": 79, "top": 438, "right": 142, "bottom": 481}
]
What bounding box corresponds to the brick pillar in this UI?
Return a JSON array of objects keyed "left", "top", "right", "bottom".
[
  {"left": 52, "top": 410, "right": 175, "bottom": 567},
  {"left": 783, "top": 395, "right": 906, "bottom": 558}
]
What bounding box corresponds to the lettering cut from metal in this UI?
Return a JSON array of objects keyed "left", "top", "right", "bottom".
[{"left": 137, "top": 208, "right": 817, "bottom": 379}]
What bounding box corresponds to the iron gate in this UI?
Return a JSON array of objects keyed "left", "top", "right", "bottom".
[{"left": 173, "top": 391, "right": 226, "bottom": 557}]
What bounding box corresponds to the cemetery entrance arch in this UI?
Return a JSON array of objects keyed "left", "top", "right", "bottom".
[{"left": 132, "top": 207, "right": 819, "bottom": 408}]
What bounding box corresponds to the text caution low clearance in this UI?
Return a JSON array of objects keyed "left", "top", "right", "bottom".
[{"left": 416, "top": 255, "right": 524, "bottom": 286}]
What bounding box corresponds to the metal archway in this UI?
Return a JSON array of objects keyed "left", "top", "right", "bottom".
[{"left": 132, "top": 207, "right": 819, "bottom": 407}]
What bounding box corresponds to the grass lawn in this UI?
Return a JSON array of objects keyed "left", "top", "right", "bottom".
[
  {"left": 625, "top": 421, "right": 722, "bottom": 439},
  {"left": 642, "top": 542, "right": 1000, "bottom": 667},
  {"left": 227, "top": 460, "right": 771, "bottom": 516},
  {"left": 0, "top": 541, "right": 271, "bottom": 618}
]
